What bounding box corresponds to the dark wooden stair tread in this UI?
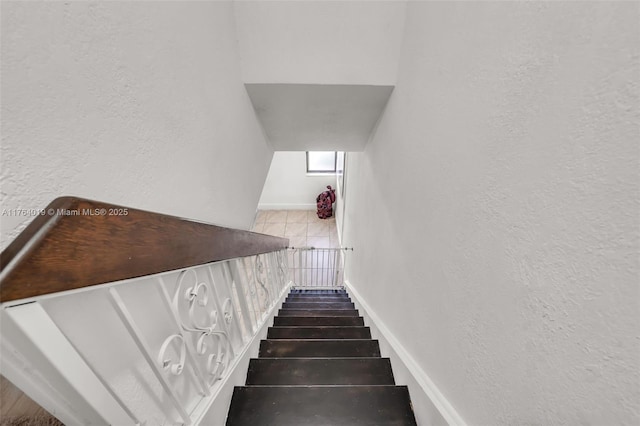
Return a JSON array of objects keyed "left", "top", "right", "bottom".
[
  {"left": 246, "top": 358, "right": 395, "bottom": 385},
  {"left": 282, "top": 301, "right": 355, "bottom": 309},
  {"left": 267, "top": 326, "right": 371, "bottom": 339},
  {"left": 285, "top": 296, "right": 352, "bottom": 302},
  {"left": 273, "top": 316, "right": 365, "bottom": 326},
  {"left": 226, "top": 385, "right": 417, "bottom": 426},
  {"left": 289, "top": 289, "right": 347, "bottom": 294},
  {"left": 259, "top": 339, "right": 381, "bottom": 357},
  {"left": 278, "top": 309, "right": 360, "bottom": 317},
  {"left": 284, "top": 297, "right": 353, "bottom": 303}
]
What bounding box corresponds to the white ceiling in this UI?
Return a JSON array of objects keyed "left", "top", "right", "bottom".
[
  {"left": 245, "top": 84, "right": 394, "bottom": 151},
  {"left": 234, "top": 1, "right": 406, "bottom": 85}
]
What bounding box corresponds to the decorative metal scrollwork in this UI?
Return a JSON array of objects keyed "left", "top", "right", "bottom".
[
  {"left": 222, "top": 297, "right": 233, "bottom": 324},
  {"left": 241, "top": 258, "right": 256, "bottom": 296},
  {"left": 158, "top": 334, "right": 187, "bottom": 376},
  {"left": 197, "top": 332, "right": 230, "bottom": 385},
  {"left": 254, "top": 255, "right": 270, "bottom": 309},
  {"left": 185, "top": 281, "right": 218, "bottom": 330},
  {"left": 158, "top": 268, "right": 233, "bottom": 386},
  {"left": 277, "top": 250, "right": 287, "bottom": 287}
]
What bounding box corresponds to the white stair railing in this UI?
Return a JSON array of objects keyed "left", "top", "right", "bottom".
[
  {"left": 0, "top": 197, "right": 290, "bottom": 426},
  {"left": 1, "top": 250, "right": 289, "bottom": 426}
]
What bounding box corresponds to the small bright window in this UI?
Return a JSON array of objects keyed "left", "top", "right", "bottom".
[{"left": 307, "top": 151, "right": 337, "bottom": 173}]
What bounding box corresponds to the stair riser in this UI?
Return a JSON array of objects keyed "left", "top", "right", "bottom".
[
  {"left": 259, "top": 340, "right": 381, "bottom": 357},
  {"left": 267, "top": 327, "right": 371, "bottom": 339},
  {"left": 290, "top": 289, "right": 347, "bottom": 292},
  {"left": 273, "top": 317, "right": 365, "bottom": 326},
  {"left": 246, "top": 358, "right": 395, "bottom": 385},
  {"left": 285, "top": 296, "right": 352, "bottom": 302},
  {"left": 226, "top": 386, "right": 417, "bottom": 426},
  {"left": 278, "top": 309, "right": 359, "bottom": 317},
  {"left": 282, "top": 302, "right": 355, "bottom": 310}
]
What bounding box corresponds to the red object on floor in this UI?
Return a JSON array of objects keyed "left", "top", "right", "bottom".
[{"left": 316, "top": 186, "right": 336, "bottom": 219}]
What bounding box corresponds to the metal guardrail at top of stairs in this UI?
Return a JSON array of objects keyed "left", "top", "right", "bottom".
[{"left": 287, "top": 247, "right": 353, "bottom": 289}]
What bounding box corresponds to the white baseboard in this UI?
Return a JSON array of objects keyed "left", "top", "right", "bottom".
[
  {"left": 257, "top": 203, "right": 315, "bottom": 210},
  {"left": 344, "top": 280, "right": 466, "bottom": 426}
]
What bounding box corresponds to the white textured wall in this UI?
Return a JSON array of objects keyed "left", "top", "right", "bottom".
[
  {"left": 258, "top": 152, "right": 334, "bottom": 210},
  {"left": 1, "top": 1, "right": 272, "bottom": 249},
  {"left": 234, "top": 0, "right": 406, "bottom": 85},
  {"left": 341, "top": 1, "right": 639, "bottom": 424}
]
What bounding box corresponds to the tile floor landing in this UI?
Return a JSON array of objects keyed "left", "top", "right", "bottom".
[{"left": 251, "top": 210, "right": 339, "bottom": 249}]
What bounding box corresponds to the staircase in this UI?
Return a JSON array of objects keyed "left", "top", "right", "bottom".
[{"left": 226, "top": 288, "right": 417, "bottom": 425}]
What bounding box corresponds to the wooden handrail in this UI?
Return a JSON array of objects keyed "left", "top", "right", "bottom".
[{"left": 0, "top": 197, "right": 289, "bottom": 303}]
